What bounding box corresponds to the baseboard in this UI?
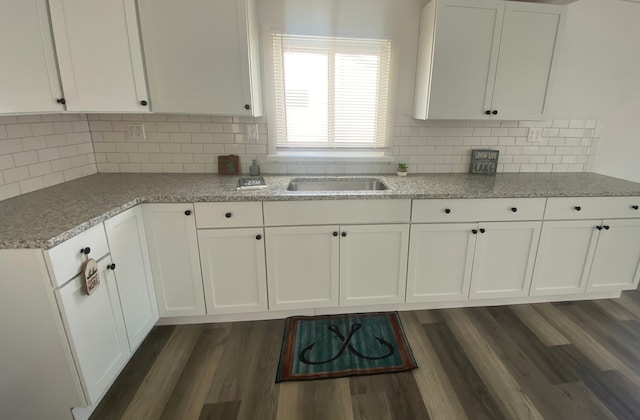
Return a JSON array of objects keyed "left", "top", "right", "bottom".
[{"left": 155, "top": 290, "right": 622, "bottom": 326}]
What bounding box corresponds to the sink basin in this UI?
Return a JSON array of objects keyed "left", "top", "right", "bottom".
[{"left": 287, "top": 178, "right": 388, "bottom": 191}]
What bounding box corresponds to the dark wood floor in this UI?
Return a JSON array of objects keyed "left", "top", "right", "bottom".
[{"left": 91, "top": 290, "right": 640, "bottom": 420}]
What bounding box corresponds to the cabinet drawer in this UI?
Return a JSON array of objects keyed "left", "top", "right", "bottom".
[
  {"left": 545, "top": 197, "right": 640, "bottom": 220},
  {"left": 263, "top": 200, "right": 411, "bottom": 226},
  {"left": 45, "top": 223, "right": 110, "bottom": 288},
  {"left": 412, "top": 198, "right": 546, "bottom": 223},
  {"left": 195, "top": 202, "right": 263, "bottom": 228}
]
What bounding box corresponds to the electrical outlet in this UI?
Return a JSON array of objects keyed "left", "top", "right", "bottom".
[
  {"left": 246, "top": 124, "right": 258, "bottom": 141},
  {"left": 527, "top": 127, "right": 543, "bottom": 143},
  {"left": 127, "top": 123, "right": 146, "bottom": 140}
]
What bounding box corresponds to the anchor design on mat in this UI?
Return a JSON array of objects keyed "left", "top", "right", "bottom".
[{"left": 299, "top": 323, "right": 395, "bottom": 365}]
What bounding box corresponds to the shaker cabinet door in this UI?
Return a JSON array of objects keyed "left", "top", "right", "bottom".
[
  {"left": 55, "top": 258, "right": 130, "bottom": 405},
  {"left": 265, "top": 225, "right": 339, "bottom": 310},
  {"left": 143, "top": 204, "right": 206, "bottom": 317},
  {"left": 470, "top": 221, "right": 541, "bottom": 299},
  {"left": 588, "top": 219, "right": 640, "bottom": 292},
  {"left": 104, "top": 206, "right": 158, "bottom": 351},
  {"left": 407, "top": 223, "right": 476, "bottom": 303},
  {"left": 0, "top": 0, "right": 63, "bottom": 113},
  {"left": 48, "top": 0, "right": 149, "bottom": 111},
  {"left": 198, "top": 227, "right": 268, "bottom": 314},
  {"left": 138, "top": 0, "right": 262, "bottom": 115}
]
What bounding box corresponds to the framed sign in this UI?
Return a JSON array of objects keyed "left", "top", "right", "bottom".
[
  {"left": 470, "top": 149, "right": 499, "bottom": 174},
  {"left": 218, "top": 155, "right": 240, "bottom": 175},
  {"left": 82, "top": 258, "right": 100, "bottom": 295}
]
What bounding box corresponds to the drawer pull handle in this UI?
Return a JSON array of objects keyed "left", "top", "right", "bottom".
[
  {"left": 479, "top": 228, "right": 486, "bottom": 234},
  {"left": 445, "top": 208, "right": 451, "bottom": 214},
  {"left": 472, "top": 229, "right": 478, "bottom": 235},
  {"left": 596, "top": 226, "right": 603, "bottom": 230},
  {"left": 603, "top": 225, "right": 610, "bottom": 230},
  {"left": 80, "top": 247, "right": 91, "bottom": 255},
  {"left": 574, "top": 206, "right": 582, "bottom": 211},
  {"left": 333, "top": 232, "right": 338, "bottom": 237},
  {"left": 225, "top": 212, "right": 232, "bottom": 218},
  {"left": 511, "top": 207, "right": 518, "bottom": 213},
  {"left": 256, "top": 234, "right": 262, "bottom": 240},
  {"left": 341, "top": 232, "right": 347, "bottom": 237},
  {"left": 184, "top": 210, "right": 192, "bottom": 216},
  {"left": 632, "top": 205, "right": 639, "bottom": 210},
  {"left": 107, "top": 263, "right": 116, "bottom": 270}
]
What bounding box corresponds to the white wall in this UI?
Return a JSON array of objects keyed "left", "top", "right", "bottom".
[{"left": 548, "top": 0, "right": 640, "bottom": 182}]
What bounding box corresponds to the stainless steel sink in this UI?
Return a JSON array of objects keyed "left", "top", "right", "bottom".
[{"left": 287, "top": 178, "right": 388, "bottom": 191}]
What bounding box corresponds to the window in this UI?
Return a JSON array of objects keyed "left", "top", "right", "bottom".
[{"left": 268, "top": 34, "right": 393, "bottom": 158}]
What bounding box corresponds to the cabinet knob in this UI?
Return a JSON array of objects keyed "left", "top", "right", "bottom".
[
  {"left": 107, "top": 263, "right": 116, "bottom": 270},
  {"left": 485, "top": 110, "right": 491, "bottom": 115},
  {"left": 603, "top": 225, "right": 610, "bottom": 230},
  {"left": 256, "top": 234, "right": 262, "bottom": 240},
  {"left": 596, "top": 226, "right": 603, "bottom": 230},
  {"left": 574, "top": 206, "right": 582, "bottom": 211},
  {"left": 632, "top": 205, "right": 639, "bottom": 210},
  {"left": 184, "top": 210, "right": 192, "bottom": 216},
  {"left": 479, "top": 228, "right": 486, "bottom": 234},
  {"left": 511, "top": 207, "right": 518, "bottom": 213},
  {"left": 140, "top": 100, "right": 148, "bottom": 106},
  {"left": 225, "top": 212, "right": 232, "bottom": 218},
  {"left": 492, "top": 110, "right": 498, "bottom": 115},
  {"left": 244, "top": 104, "right": 251, "bottom": 110},
  {"left": 56, "top": 98, "right": 66, "bottom": 105},
  {"left": 445, "top": 208, "right": 451, "bottom": 214},
  {"left": 80, "top": 247, "right": 91, "bottom": 255},
  {"left": 341, "top": 232, "right": 347, "bottom": 237},
  {"left": 472, "top": 229, "right": 478, "bottom": 235},
  {"left": 333, "top": 231, "right": 338, "bottom": 237}
]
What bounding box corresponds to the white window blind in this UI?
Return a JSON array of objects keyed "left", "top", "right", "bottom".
[{"left": 271, "top": 34, "right": 392, "bottom": 152}]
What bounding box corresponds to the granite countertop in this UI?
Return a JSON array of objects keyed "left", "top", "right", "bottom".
[{"left": 2, "top": 172, "right": 640, "bottom": 250}]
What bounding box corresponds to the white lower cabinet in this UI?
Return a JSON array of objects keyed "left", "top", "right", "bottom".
[
  {"left": 143, "top": 204, "right": 206, "bottom": 317},
  {"left": 339, "top": 224, "right": 409, "bottom": 306},
  {"left": 104, "top": 206, "right": 158, "bottom": 350},
  {"left": 588, "top": 219, "right": 640, "bottom": 292},
  {"left": 265, "top": 225, "right": 340, "bottom": 310},
  {"left": 407, "top": 223, "right": 477, "bottom": 302},
  {"left": 530, "top": 220, "right": 599, "bottom": 296},
  {"left": 531, "top": 218, "right": 640, "bottom": 295},
  {"left": 55, "top": 257, "right": 130, "bottom": 405},
  {"left": 470, "top": 221, "right": 541, "bottom": 299},
  {"left": 198, "top": 228, "right": 268, "bottom": 314},
  {"left": 408, "top": 221, "right": 541, "bottom": 302},
  {"left": 265, "top": 224, "right": 410, "bottom": 310}
]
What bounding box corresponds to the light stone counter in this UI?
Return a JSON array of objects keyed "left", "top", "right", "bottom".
[{"left": 2, "top": 172, "right": 640, "bottom": 249}]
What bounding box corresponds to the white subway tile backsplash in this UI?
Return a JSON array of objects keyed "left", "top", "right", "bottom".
[
  {"left": 0, "top": 114, "right": 95, "bottom": 201},
  {"left": 0, "top": 113, "right": 603, "bottom": 201}
]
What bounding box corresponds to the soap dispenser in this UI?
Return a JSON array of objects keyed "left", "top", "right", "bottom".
[{"left": 249, "top": 159, "right": 260, "bottom": 176}]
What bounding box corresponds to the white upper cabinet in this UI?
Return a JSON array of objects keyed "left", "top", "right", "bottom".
[
  {"left": 138, "top": 0, "right": 262, "bottom": 116},
  {"left": 0, "top": 0, "right": 64, "bottom": 113},
  {"left": 48, "top": 0, "right": 149, "bottom": 112},
  {"left": 414, "top": 0, "right": 565, "bottom": 120}
]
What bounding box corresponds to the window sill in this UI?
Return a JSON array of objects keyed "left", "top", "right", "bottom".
[{"left": 266, "top": 151, "right": 394, "bottom": 163}]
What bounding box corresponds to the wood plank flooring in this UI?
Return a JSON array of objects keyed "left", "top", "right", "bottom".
[{"left": 91, "top": 290, "right": 640, "bottom": 420}]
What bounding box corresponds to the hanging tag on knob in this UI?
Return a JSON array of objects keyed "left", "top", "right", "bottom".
[{"left": 82, "top": 255, "right": 100, "bottom": 296}]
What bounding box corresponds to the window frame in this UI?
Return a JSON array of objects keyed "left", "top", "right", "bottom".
[{"left": 262, "top": 28, "right": 398, "bottom": 162}]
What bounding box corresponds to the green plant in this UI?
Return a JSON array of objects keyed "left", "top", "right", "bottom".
[{"left": 397, "top": 162, "right": 408, "bottom": 171}]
